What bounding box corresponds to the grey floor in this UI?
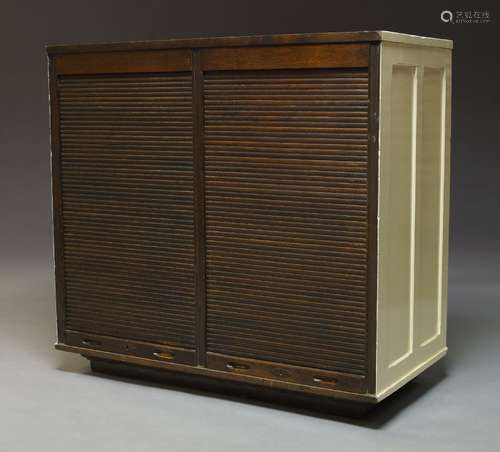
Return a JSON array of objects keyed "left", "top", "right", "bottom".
[{"left": 1, "top": 263, "right": 499, "bottom": 452}]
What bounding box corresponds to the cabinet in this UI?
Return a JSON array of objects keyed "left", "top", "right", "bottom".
[{"left": 48, "top": 31, "right": 452, "bottom": 408}]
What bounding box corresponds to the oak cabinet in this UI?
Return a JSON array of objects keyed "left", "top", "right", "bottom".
[{"left": 48, "top": 31, "right": 452, "bottom": 408}]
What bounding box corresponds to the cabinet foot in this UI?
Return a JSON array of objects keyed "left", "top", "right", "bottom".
[{"left": 89, "top": 358, "right": 374, "bottom": 418}]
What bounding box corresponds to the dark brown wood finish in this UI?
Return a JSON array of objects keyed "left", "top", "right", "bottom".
[
  {"left": 366, "top": 43, "right": 380, "bottom": 394},
  {"left": 201, "top": 44, "right": 369, "bottom": 70},
  {"left": 207, "top": 353, "right": 366, "bottom": 393},
  {"left": 57, "top": 70, "right": 196, "bottom": 349},
  {"left": 192, "top": 50, "right": 207, "bottom": 366},
  {"left": 90, "top": 359, "right": 375, "bottom": 417},
  {"left": 202, "top": 63, "right": 370, "bottom": 392},
  {"left": 52, "top": 50, "right": 199, "bottom": 364},
  {"left": 54, "top": 50, "right": 191, "bottom": 75},
  {"left": 65, "top": 330, "right": 196, "bottom": 365},
  {"left": 49, "top": 33, "right": 383, "bottom": 405},
  {"left": 55, "top": 343, "right": 376, "bottom": 403},
  {"left": 47, "top": 31, "right": 383, "bottom": 55},
  {"left": 49, "top": 57, "right": 66, "bottom": 343}
]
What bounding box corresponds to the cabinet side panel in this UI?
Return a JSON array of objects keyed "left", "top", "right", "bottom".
[{"left": 376, "top": 42, "right": 451, "bottom": 398}]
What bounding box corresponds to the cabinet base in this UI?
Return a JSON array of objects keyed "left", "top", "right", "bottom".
[{"left": 89, "top": 358, "right": 375, "bottom": 418}]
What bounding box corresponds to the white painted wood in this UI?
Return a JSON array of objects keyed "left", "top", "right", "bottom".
[
  {"left": 375, "top": 40, "right": 452, "bottom": 399},
  {"left": 378, "top": 31, "right": 453, "bottom": 49}
]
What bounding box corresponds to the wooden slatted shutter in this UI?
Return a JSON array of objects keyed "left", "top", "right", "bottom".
[
  {"left": 53, "top": 52, "right": 197, "bottom": 362},
  {"left": 201, "top": 47, "right": 370, "bottom": 385}
]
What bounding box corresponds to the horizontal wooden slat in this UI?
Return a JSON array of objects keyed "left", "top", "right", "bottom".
[{"left": 201, "top": 44, "right": 369, "bottom": 71}]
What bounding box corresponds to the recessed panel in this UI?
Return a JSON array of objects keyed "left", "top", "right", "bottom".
[
  {"left": 415, "top": 67, "right": 445, "bottom": 346},
  {"left": 385, "top": 65, "right": 416, "bottom": 367}
]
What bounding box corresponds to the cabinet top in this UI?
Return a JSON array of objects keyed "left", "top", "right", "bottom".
[{"left": 46, "top": 31, "right": 453, "bottom": 55}]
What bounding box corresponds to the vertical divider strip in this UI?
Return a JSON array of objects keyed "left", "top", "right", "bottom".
[
  {"left": 367, "top": 43, "right": 380, "bottom": 394},
  {"left": 48, "top": 58, "right": 66, "bottom": 344},
  {"left": 192, "top": 49, "right": 207, "bottom": 366}
]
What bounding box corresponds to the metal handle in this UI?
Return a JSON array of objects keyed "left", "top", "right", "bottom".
[
  {"left": 225, "top": 362, "right": 249, "bottom": 371},
  {"left": 81, "top": 339, "right": 101, "bottom": 347},
  {"left": 271, "top": 368, "right": 291, "bottom": 378},
  {"left": 312, "top": 376, "right": 338, "bottom": 386},
  {"left": 153, "top": 351, "right": 176, "bottom": 360}
]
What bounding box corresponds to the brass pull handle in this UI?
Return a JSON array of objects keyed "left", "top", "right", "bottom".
[
  {"left": 312, "top": 376, "right": 338, "bottom": 386},
  {"left": 81, "top": 339, "right": 101, "bottom": 347},
  {"left": 153, "top": 351, "right": 175, "bottom": 360},
  {"left": 226, "top": 362, "right": 249, "bottom": 371},
  {"left": 271, "top": 368, "right": 291, "bottom": 378}
]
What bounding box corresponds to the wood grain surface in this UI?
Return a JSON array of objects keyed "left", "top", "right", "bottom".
[{"left": 49, "top": 39, "right": 379, "bottom": 400}]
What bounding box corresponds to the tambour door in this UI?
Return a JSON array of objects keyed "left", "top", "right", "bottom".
[
  {"left": 50, "top": 50, "right": 198, "bottom": 365},
  {"left": 201, "top": 44, "right": 376, "bottom": 393}
]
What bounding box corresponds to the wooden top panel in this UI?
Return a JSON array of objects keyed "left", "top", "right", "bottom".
[
  {"left": 53, "top": 49, "right": 191, "bottom": 75},
  {"left": 201, "top": 44, "right": 369, "bottom": 70},
  {"left": 46, "top": 31, "right": 452, "bottom": 55}
]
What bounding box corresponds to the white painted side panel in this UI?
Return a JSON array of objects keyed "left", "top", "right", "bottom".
[
  {"left": 376, "top": 42, "right": 452, "bottom": 399},
  {"left": 378, "top": 31, "right": 453, "bottom": 49}
]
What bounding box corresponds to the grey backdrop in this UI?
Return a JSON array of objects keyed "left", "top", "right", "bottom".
[{"left": 1, "top": 1, "right": 499, "bottom": 451}]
